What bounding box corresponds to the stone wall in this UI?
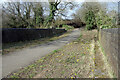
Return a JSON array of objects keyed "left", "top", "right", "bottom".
[
  {"left": 99, "top": 28, "right": 120, "bottom": 77},
  {"left": 0, "top": 28, "right": 1, "bottom": 50},
  {"left": 2, "top": 28, "right": 66, "bottom": 43}
]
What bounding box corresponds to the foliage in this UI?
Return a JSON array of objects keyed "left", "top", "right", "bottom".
[
  {"left": 2, "top": 2, "right": 44, "bottom": 28},
  {"left": 85, "top": 10, "right": 96, "bottom": 30},
  {"left": 72, "top": 14, "right": 84, "bottom": 27},
  {"left": 62, "top": 25, "right": 74, "bottom": 31},
  {"left": 44, "top": 1, "right": 60, "bottom": 27},
  {"left": 44, "top": 1, "right": 76, "bottom": 28},
  {"left": 95, "top": 10, "right": 118, "bottom": 29},
  {"left": 78, "top": 2, "right": 101, "bottom": 30},
  {"left": 2, "top": 1, "right": 76, "bottom": 29},
  {"left": 2, "top": 2, "right": 117, "bottom": 29},
  {"left": 100, "top": 25, "right": 110, "bottom": 29},
  {"left": 34, "top": 4, "right": 44, "bottom": 27},
  {"left": 79, "top": 2, "right": 118, "bottom": 30}
]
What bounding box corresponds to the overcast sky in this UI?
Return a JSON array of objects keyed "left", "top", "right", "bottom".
[
  {"left": 0, "top": 0, "right": 118, "bottom": 19},
  {"left": 0, "top": 0, "right": 119, "bottom": 3}
]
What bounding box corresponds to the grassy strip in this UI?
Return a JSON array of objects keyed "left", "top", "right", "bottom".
[
  {"left": 89, "top": 39, "right": 95, "bottom": 78},
  {"left": 98, "top": 41, "right": 117, "bottom": 78},
  {"left": 2, "top": 30, "right": 72, "bottom": 55}
]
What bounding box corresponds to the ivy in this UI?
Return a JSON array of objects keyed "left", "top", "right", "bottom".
[{"left": 85, "top": 10, "right": 96, "bottom": 30}]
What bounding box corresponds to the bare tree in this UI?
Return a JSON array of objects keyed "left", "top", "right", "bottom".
[
  {"left": 44, "top": 0, "right": 76, "bottom": 27},
  {"left": 2, "top": 2, "right": 44, "bottom": 28}
]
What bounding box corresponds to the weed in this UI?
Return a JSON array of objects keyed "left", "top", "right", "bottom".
[
  {"left": 61, "top": 70, "right": 65, "bottom": 75},
  {"left": 78, "top": 74, "right": 81, "bottom": 77},
  {"left": 80, "top": 53, "right": 85, "bottom": 56},
  {"left": 40, "top": 65, "right": 46, "bottom": 68},
  {"left": 53, "top": 50, "right": 58, "bottom": 53},
  {"left": 28, "top": 74, "right": 35, "bottom": 78},
  {"left": 65, "top": 55, "right": 76, "bottom": 63},
  {"left": 10, "top": 75, "right": 19, "bottom": 78},
  {"left": 74, "top": 34, "right": 82, "bottom": 42}
]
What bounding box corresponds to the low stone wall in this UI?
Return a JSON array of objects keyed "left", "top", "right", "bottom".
[
  {"left": 99, "top": 28, "right": 120, "bottom": 77},
  {"left": 0, "top": 28, "right": 1, "bottom": 50},
  {"left": 2, "top": 28, "right": 66, "bottom": 43}
]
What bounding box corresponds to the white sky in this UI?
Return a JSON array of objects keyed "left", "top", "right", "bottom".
[
  {"left": 0, "top": 0, "right": 4, "bottom": 3},
  {"left": 0, "top": 0, "right": 118, "bottom": 19},
  {"left": 0, "top": 0, "right": 119, "bottom": 3}
]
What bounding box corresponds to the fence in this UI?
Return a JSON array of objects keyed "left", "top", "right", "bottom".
[{"left": 2, "top": 28, "right": 66, "bottom": 43}]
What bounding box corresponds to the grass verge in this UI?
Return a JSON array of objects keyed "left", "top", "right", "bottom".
[{"left": 97, "top": 41, "right": 117, "bottom": 78}]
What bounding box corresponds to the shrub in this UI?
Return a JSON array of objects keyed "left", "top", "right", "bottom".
[
  {"left": 100, "top": 25, "right": 112, "bottom": 29},
  {"left": 86, "top": 24, "right": 93, "bottom": 30},
  {"left": 62, "top": 25, "right": 74, "bottom": 31},
  {"left": 85, "top": 10, "right": 97, "bottom": 30}
]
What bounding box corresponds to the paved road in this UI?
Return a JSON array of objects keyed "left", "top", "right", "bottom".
[{"left": 2, "top": 28, "right": 81, "bottom": 78}]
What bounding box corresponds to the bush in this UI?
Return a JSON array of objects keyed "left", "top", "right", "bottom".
[
  {"left": 62, "top": 25, "right": 74, "bottom": 31},
  {"left": 100, "top": 25, "right": 112, "bottom": 29},
  {"left": 85, "top": 11, "right": 97, "bottom": 30},
  {"left": 86, "top": 24, "right": 93, "bottom": 30}
]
